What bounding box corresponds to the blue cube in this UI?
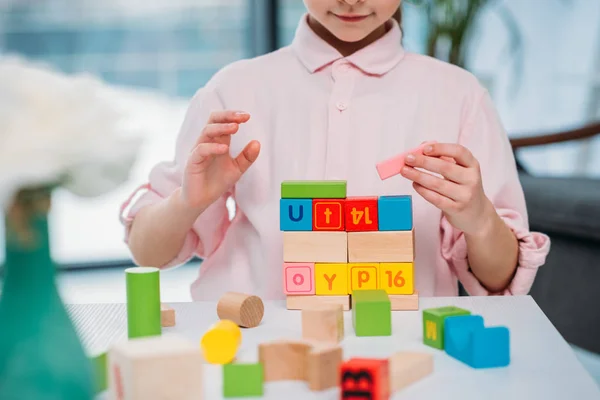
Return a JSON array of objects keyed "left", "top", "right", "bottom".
[
  {"left": 280, "top": 199, "right": 312, "bottom": 231},
  {"left": 444, "top": 315, "right": 510, "bottom": 369},
  {"left": 378, "top": 195, "right": 412, "bottom": 231}
]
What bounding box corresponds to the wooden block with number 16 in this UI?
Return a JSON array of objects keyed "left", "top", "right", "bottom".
[{"left": 380, "top": 263, "right": 413, "bottom": 294}]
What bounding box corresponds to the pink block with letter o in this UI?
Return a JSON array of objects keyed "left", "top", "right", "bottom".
[{"left": 283, "top": 262, "right": 315, "bottom": 295}]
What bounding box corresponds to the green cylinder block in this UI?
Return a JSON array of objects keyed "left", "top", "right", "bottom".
[{"left": 125, "top": 267, "right": 161, "bottom": 339}]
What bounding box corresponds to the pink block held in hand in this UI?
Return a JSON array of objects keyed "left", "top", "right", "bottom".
[{"left": 376, "top": 142, "right": 432, "bottom": 180}]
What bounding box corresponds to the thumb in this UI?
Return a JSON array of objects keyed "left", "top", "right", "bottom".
[{"left": 234, "top": 140, "right": 261, "bottom": 174}]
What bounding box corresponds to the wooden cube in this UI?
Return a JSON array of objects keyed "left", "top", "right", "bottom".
[
  {"left": 347, "top": 230, "right": 414, "bottom": 263},
  {"left": 286, "top": 295, "right": 350, "bottom": 311},
  {"left": 108, "top": 334, "right": 203, "bottom": 400},
  {"left": 307, "top": 344, "right": 343, "bottom": 391},
  {"left": 345, "top": 196, "right": 378, "bottom": 231},
  {"left": 315, "top": 263, "right": 348, "bottom": 295},
  {"left": 348, "top": 263, "right": 380, "bottom": 294},
  {"left": 258, "top": 340, "right": 311, "bottom": 382},
  {"left": 280, "top": 199, "right": 312, "bottom": 231},
  {"left": 312, "top": 199, "right": 345, "bottom": 231},
  {"left": 160, "top": 304, "right": 176, "bottom": 327},
  {"left": 389, "top": 351, "right": 433, "bottom": 392},
  {"left": 283, "top": 231, "right": 347, "bottom": 263},
  {"left": 352, "top": 290, "right": 391, "bottom": 337},
  {"left": 378, "top": 195, "right": 413, "bottom": 231},
  {"left": 301, "top": 304, "right": 344, "bottom": 343},
  {"left": 283, "top": 262, "right": 315, "bottom": 295},
  {"left": 422, "top": 306, "right": 471, "bottom": 349},
  {"left": 379, "top": 263, "right": 413, "bottom": 294},
  {"left": 340, "top": 358, "right": 389, "bottom": 400}
]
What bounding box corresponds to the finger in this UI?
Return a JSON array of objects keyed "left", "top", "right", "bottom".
[
  {"left": 208, "top": 110, "right": 250, "bottom": 124},
  {"left": 189, "top": 142, "right": 229, "bottom": 164},
  {"left": 412, "top": 182, "right": 456, "bottom": 212},
  {"left": 234, "top": 140, "right": 261, "bottom": 174},
  {"left": 401, "top": 165, "right": 464, "bottom": 202},
  {"left": 405, "top": 153, "right": 468, "bottom": 184},
  {"left": 202, "top": 123, "right": 239, "bottom": 139},
  {"left": 423, "top": 143, "right": 476, "bottom": 168}
]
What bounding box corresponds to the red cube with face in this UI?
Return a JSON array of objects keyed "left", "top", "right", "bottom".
[{"left": 340, "top": 358, "right": 389, "bottom": 400}]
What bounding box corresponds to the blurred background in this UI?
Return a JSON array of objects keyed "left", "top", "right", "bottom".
[{"left": 0, "top": 0, "right": 599, "bottom": 385}]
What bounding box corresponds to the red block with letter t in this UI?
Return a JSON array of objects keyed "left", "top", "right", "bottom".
[
  {"left": 312, "top": 199, "right": 345, "bottom": 231},
  {"left": 345, "top": 197, "right": 378, "bottom": 232}
]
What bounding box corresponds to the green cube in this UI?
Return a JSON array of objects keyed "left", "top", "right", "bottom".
[
  {"left": 352, "top": 289, "right": 391, "bottom": 336},
  {"left": 90, "top": 352, "right": 107, "bottom": 394},
  {"left": 422, "top": 306, "right": 471, "bottom": 349},
  {"left": 223, "top": 363, "right": 264, "bottom": 397},
  {"left": 281, "top": 180, "right": 346, "bottom": 199}
]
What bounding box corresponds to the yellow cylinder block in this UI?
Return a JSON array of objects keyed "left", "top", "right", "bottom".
[{"left": 200, "top": 319, "right": 241, "bottom": 364}]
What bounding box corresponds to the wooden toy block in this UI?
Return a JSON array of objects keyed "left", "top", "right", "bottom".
[
  {"left": 345, "top": 196, "right": 378, "bottom": 231},
  {"left": 340, "top": 358, "right": 390, "bottom": 400},
  {"left": 312, "top": 198, "right": 345, "bottom": 231},
  {"left": 258, "top": 340, "right": 311, "bottom": 382},
  {"left": 348, "top": 263, "right": 380, "bottom": 294},
  {"left": 283, "top": 262, "right": 315, "bottom": 295},
  {"left": 91, "top": 351, "right": 108, "bottom": 394},
  {"left": 287, "top": 295, "right": 350, "bottom": 310},
  {"left": 281, "top": 180, "right": 346, "bottom": 198},
  {"left": 307, "top": 344, "right": 343, "bottom": 391},
  {"left": 444, "top": 315, "right": 510, "bottom": 368},
  {"left": 352, "top": 290, "right": 391, "bottom": 336},
  {"left": 216, "top": 292, "right": 264, "bottom": 328},
  {"left": 347, "top": 230, "right": 414, "bottom": 263},
  {"left": 280, "top": 199, "right": 312, "bottom": 231},
  {"left": 315, "top": 263, "right": 348, "bottom": 295},
  {"left": 301, "top": 304, "right": 344, "bottom": 343},
  {"left": 375, "top": 142, "right": 432, "bottom": 180},
  {"left": 125, "top": 267, "right": 161, "bottom": 339},
  {"left": 379, "top": 262, "right": 413, "bottom": 295},
  {"left": 108, "top": 334, "right": 203, "bottom": 400},
  {"left": 389, "top": 291, "right": 419, "bottom": 310},
  {"left": 223, "top": 363, "right": 264, "bottom": 397},
  {"left": 389, "top": 351, "right": 433, "bottom": 392},
  {"left": 283, "top": 231, "right": 347, "bottom": 263},
  {"left": 378, "top": 195, "right": 413, "bottom": 231},
  {"left": 160, "top": 303, "right": 176, "bottom": 327},
  {"left": 422, "top": 306, "right": 471, "bottom": 350},
  {"left": 200, "top": 320, "right": 241, "bottom": 364}
]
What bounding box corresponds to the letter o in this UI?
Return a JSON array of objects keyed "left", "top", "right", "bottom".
[{"left": 293, "top": 273, "right": 304, "bottom": 286}]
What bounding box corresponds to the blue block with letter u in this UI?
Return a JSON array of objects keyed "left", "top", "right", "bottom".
[
  {"left": 280, "top": 199, "right": 312, "bottom": 231},
  {"left": 444, "top": 314, "right": 510, "bottom": 369}
]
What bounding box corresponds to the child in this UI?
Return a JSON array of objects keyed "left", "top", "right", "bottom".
[{"left": 119, "top": 0, "right": 550, "bottom": 300}]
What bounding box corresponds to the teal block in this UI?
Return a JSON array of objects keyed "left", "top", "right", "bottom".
[
  {"left": 352, "top": 290, "right": 391, "bottom": 336},
  {"left": 223, "top": 363, "right": 264, "bottom": 397},
  {"left": 280, "top": 199, "right": 312, "bottom": 231},
  {"left": 378, "top": 195, "right": 412, "bottom": 231},
  {"left": 444, "top": 315, "right": 510, "bottom": 368}
]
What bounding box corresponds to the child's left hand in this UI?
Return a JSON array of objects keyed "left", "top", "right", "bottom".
[{"left": 400, "top": 142, "right": 494, "bottom": 237}]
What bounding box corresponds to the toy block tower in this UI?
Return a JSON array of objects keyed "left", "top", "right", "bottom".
[{"left": 280, "top": 180, "right": 418, "bottom": 310}]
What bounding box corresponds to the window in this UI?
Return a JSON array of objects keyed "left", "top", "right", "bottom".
[{"left": 0, "top": 1, "right": 252, "bottom": 266}]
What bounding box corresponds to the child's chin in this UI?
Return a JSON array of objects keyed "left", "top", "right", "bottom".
[{"left": 334, "top": 29, "right": 371, "bottom": 44}]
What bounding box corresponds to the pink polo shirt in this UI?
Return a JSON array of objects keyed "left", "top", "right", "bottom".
[{"left": 120, "top": 14, "right": 550, "bottom": 300}]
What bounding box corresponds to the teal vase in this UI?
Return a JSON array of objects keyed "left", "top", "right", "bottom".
[{"left": 0, "top": 190, "right": 94, "bottom": 400}]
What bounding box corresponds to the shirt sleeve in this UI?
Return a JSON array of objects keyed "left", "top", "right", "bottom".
[
  {"left": 440, "top": 88, "right": 551, "bottom": 295},
  {"left": 119, "top": 85, "right": 232, "bottom": 269}
]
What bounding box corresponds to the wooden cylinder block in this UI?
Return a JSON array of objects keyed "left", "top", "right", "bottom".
[{"left": 217, "top": 292, "right": 265, "bottom": 328}]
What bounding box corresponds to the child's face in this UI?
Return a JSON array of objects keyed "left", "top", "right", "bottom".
[{"left": 303, "top": 0, "right": 401, "bottom": 43}]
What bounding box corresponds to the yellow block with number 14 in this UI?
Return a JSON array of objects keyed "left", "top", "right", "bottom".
[{"left": 379, "top": 263, "right": 414, "bottom": 294}]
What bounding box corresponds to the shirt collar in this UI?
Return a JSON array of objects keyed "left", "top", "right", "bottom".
[{"left": 291, "top": 13, "right": 405, "bottom": 76}]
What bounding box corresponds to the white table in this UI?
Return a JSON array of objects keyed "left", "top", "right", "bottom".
[{"left": 68, "top": 295, "right": 600, "bottom": 399}]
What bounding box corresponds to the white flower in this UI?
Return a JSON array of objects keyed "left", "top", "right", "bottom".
[{"left": 0, "top": 55, "right": 144, "bottom": 210}]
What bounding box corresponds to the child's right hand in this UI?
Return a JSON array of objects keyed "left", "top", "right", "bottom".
[{"left": 181, "top": 110, "right": 260, "bottom": 212}]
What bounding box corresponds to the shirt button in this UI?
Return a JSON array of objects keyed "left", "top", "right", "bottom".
[{"left": 336, "top": 101, "right": 347, "bottom": 111}]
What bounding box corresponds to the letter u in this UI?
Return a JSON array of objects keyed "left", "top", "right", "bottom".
[{"left": 288, "top": 205, "right": 304, "bottom": 222}]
